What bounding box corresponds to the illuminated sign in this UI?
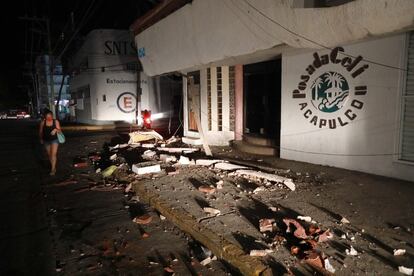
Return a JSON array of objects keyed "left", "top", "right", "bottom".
[
  {"left": 117, "top": 92, "right": 136, "bottom": 113},
  {"left": 292, "top": 47, "right": 368, "bottom": 129}
]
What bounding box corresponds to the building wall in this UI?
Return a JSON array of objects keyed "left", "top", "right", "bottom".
[
  {"left": 281, "top": 34, "right": 414, "bottom": 181},
  {"left": 136, "top": 0, "right": 414, "bottom": 76}
]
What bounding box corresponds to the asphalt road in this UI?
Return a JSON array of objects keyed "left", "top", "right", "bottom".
[{"left": 0, "top": 119, "right": 54, "bottom": 275}]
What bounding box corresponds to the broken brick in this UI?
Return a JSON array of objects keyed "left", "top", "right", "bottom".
[
  {"left": 283, "top": 218, "right": 309, "bottom": 239},
  {"left": 259, "top": 218, "right": 275, "bottom": 232}
]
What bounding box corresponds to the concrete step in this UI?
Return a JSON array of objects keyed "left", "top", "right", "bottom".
[
  {"left": 232, "top": 140, "right": 278, "bottom": 156},
  {"left": 243, "top": 134, "right": 276, "bottom": 147},
  {"left": 182, "top": 136, "right": 203, "bottom": 146}
]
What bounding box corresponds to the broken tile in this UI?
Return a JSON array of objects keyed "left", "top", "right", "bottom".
[
  {"left": 259, "top": 218, "right": 275, "bottom": 232},
  {"left": 133, "top": 214, "right": 152, "bottom": 225},
  {"left": 198, "top": 185, "right": 216, "bottom": 194}
]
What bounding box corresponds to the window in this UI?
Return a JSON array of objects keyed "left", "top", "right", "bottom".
[
  {"left": 217, "top": 67, "right": 223, "bottom": 131},
  {"left": 103, "top": 94, "right": 106, "bottom": 102},
  {"left": 207, "top": 68, "right": 212, "bottom": 130},
  {"left": 401, "top": 32, "right": 414, "bottom": 162}
]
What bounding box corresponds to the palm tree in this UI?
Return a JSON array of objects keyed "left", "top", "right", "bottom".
[
  {"left": 311, "top": 77, "right": 323, "bottom": 99},
  {"left": 325, "top": 72, "right": 345, "bottom": 89}
]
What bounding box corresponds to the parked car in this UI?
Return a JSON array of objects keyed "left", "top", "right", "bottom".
[
  {"left": 16, "top": 110, "right": 30, "bottom": 119},
  {"left": 0, "top": 111, "right": 6, "bottom": 119}
]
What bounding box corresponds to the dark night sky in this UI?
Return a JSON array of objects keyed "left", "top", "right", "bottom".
[{"left": 0, "top": 0, "right": 158, "bottom": 109}]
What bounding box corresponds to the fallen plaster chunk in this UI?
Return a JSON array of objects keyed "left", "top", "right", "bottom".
[
  {"left": 394, "top": 249, "right": 406, "bottom": 256},
  {"left": 109, "top": 153, "right": 117, "bottom": 160},
  {"left": 159, "top": 214, "right": 166, "bottom": 220},
  {"left": 157, "top": 147, "right": 199, "bottom": 153},
  {"left": 142, "top": 150, "right": 157, "bottom": 160},
  {"left": 324, "top": 258, "right": 336, "bottom": 273},
  {"left": 195, "top": 159, "right": 224, "bottom": 166},
  {"left": 340, "top": 217, "right": 350, "bottom": 224},
  {"left": 141, "top": 143, "right": 155, "bottom": 148},
  {"left": 132, "top": 163, "right": 161, "bottom": 175},
  {"left": 345, "top": 246, "right": 358, "bottom": 256},
  {"left": 160, "top": 154, "right": 177, "bottom": 163},
  {"left": 214, "top": 162, "right": 248, "bottom": 171},
  {"left": 249, "top": 249, "right": 273, "bottom": 257},
  {"left": 253, "top": 187, "right": 266, "bottom": 194},
  {"left": 216, "top": 180, "right": 224, "bottom": 189},
  {"left": 399, "top": 266, "right": 413, "bottom": 275},
  {"left": 200, "top": 257, "right": 212, "bottom": 266},
  {"left": 259, "top": 218, "right": 275, "bottom": 232},
  {"left": 297, "top": 216, "right": 312, "bottom": 223},
  {"left": 128, "top": 130, "right": 163, "bottom": 143},
  {"left": 203, "top": 207, "right": 221, "bottom": 216},
  {"left": 235, "top": 170, "right": 296, "bottom": 191},
  {"left": 178, "top": 156, "right": 191, "bottom": 165}
]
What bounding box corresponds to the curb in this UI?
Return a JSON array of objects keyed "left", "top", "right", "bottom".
[
  {"left": 61, "top": 125, "right": 115, "bottom": 131},
  {"left": 133, "top": 181, "right": 272, "bottom": 276}
]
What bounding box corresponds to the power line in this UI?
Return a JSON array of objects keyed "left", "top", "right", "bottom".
[{"left": 240, "top": 0, "right": 411, "bottom": 73}]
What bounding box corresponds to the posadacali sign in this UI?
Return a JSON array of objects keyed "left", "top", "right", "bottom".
[{"left": 292, "top": 47, "right": 369, "bottom": 129}]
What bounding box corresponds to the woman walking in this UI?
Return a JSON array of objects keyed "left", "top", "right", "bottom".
[{"left": 39, "top": 110, "right": 61, "bottom": 175}]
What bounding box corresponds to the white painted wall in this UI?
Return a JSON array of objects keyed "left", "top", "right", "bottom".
[
  {"left": 281, "top": 34, "right": 414, "bottom": 181},
  {"left": 136, "top": 0, "right": 414, "bottom": 77}
]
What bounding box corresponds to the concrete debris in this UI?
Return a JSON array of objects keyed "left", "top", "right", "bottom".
[
  {"left": 259, "top": 218, "right": 275, "bottom": 232},
  {"left": 399, "top": 266, "right": 413, "bottom": 276},
  {"left": 102, "top": 165, "right": 118, "bottom": 178},
  {"left": 141, "top": 143, "right": 155, "bottom": 148},
  {"left": 125, "top": 183, "right": 133, "bottom": 193},
  {"left": 132, "top": 162, "right": 161, "bottom": 175},
  {"left": 165, "top": 136, "right": 180, "bottom": 144},
  {"left": 198, "top": 185, "right": 216, "bottom": 194},
  {"left": 133, "top": 214, "right": 152, "bottom": 225},
  {"left": 393, "top": 249, "right": 406, "bottom": 256},
  {"left": 159, "top": 154, "right": 177, "bottom": 163},
  {"left": 324, "top": 258, "right": 336, "bottom": 273},
  {"left": 235, "top": 170, "right": 296, "bottom": 191},
  {"left": 128, "top": 130, "right": 163, "bottom": 143},
  {"left": 142, "top": 150, "right": 157, "bottom": 160},
  {"left": 157, "top": 147, "right": 199, "bottom": 153},
  {"left": 345, "top": 246, "right": 358, "bottom": 256},
  {"left": 195, "top": 159, "right": 224, "bottom": 166},
  {"left": 269, "top": 206, "right": 279, "bottom": 212},
  {"left": 214, "top": 162, "right": 248, "bottom": 171},
  {"left": 109, "top": 153, "right": 117, "bottom": 161},
  {"left": 216, "top": 180, "right": 224, "bottom": 189},
  {"left": 253, "top": 187, "right": 266, "bottom": 194},
  {"left": 178, "top": 155, "right": 191, "bottom": 165},
  {"left": 283, "top": 218, "right": 309, "bottom": 239},
  {"left": 159, "top": 214, "right": 166, "bottom": 220},
  {"left": 95, "top": 168, "right": 101, "bottom": 173},
  {"left": 249, "top": 249, "right": 273, "bottom": 257},
  {"left": 340, "top": 217, "right": 350, "bottom": 224},
  {"left": 297, "top": 216, "right": 312, "bottom": 222},
  {"left": 200, "top": 257, "right": 212, "bottom": 266},
  {"left": 203, "top": 207, "right": 221, "bottom": 216}
]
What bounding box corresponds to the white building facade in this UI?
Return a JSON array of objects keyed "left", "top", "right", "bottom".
[{"left": 133, "top": 0, "right": 414, "bottom": 181}]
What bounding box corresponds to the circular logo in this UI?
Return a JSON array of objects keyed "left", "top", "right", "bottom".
[
  {"left": 117, "top": 92, "right": 136, "bottom": 113},
  {"left": 311, "top": 71, "right": 349, "bottom": 113}
]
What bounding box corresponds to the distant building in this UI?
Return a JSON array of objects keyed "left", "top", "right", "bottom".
[
  {"left": 35, "top": 55, "right": 70, "bottom": 119},
  {"left": 69, "top": 29, "right": 181, "bottom": 127}
]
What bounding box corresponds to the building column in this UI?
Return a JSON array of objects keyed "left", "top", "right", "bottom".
[{"left": 234, "top": 64, "right": 243, "bottom": 140}]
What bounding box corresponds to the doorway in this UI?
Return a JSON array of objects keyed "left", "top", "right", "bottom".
[
  {"left": 187, "top": 71, "right": 200, "bottom": 132},
  {"left": 243, "top": 59, "right": 282, "bottom": 142}
]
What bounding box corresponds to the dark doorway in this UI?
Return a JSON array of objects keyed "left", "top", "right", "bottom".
[{"left": 244, "top": 59, "right": 282, "bottom": 142}]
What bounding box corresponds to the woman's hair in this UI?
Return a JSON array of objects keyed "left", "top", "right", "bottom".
[{"left": 43, "top": 109, "right": 53, "bottom": 117}]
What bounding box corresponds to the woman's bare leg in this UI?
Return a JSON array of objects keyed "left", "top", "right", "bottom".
[{"left": 50, "top": 143, "right": 59, "bottom": 174}]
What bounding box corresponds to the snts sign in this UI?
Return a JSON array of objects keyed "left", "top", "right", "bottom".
[
  {"left": 117, "top": 92, "right": 136, "bottom": 113},
  {"left": 292, "top": 47, "right": 368, "bottom": 129}
]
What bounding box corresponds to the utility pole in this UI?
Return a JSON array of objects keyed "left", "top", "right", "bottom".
[{"left": 19, "top": 16, "right": 56, "bottom": 117}]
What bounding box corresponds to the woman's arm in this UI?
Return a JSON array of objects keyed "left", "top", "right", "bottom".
[
  {"left": 39, "top": 120, "right": 44, "bottom": 143},
  {"left": 55, "top": 120, "right": 61, "bottom": 132}
]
